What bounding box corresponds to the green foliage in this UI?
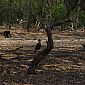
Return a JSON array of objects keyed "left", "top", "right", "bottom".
[
  {"left": 0, "top": 0, "right": 85, "bottom": 28},
  {"left": 79, "top": 11, "right": 85, "bottom": 27},
  {"left": 52, "top": 0, "right": 66, "bottom": 20}
]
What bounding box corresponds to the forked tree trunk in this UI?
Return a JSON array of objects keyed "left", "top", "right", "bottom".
[{"left": 28, "top": 24, "right": 53, "bottom": 74}]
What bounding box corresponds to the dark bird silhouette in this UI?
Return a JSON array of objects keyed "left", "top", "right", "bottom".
[
  {"left": 81, "top": 44, "right": 85, "bottom": 49},
  {"left": 34, "top": 39, "right": 41, "bottom": 53}
]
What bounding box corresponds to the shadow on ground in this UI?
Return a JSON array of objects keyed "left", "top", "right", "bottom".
[{"left": 0, "top": 48, "right": 85, "bottom": 85}]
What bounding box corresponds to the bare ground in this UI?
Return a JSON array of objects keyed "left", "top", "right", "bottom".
[{"left": 0, "top": 29, "right": 85, "bottom": 85}]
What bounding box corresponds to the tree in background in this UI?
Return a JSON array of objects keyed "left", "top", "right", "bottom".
[
  {"left": 0, "top": 0, "right": 85, "bottom": 29},
  {"left": 8, "top": 0, "right": 12, "bottom": 29}
]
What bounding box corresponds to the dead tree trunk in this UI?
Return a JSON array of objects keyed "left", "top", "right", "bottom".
[{"left": 28, "top": 23, "right": 53, "bottom": 74}]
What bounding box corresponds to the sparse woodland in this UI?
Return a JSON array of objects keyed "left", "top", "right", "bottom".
[{"left": 0, "top": 0, "right": 85, "bottom": 85}]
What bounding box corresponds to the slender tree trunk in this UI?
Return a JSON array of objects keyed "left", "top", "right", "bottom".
[
  {"left": 28, "top": 23, "right": 53, "bottom": 74},
  {"left": 8, "top": 0, "right": 12, "bottom": 29},
  {"left": 26, "top": 0, "right": 32, "bottom": 31},
  {"left": 47, "top": 0, "right": 53, "bottom": 18},
  {"left": 64, "top": 0, "right": 79, "bottom": 19},
  {"left": 75, "top": 2, "right": 80, "bottom": 29}
]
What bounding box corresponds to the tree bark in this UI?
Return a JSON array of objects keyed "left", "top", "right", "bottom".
[
  {"left": 8, "top": 0, "right": 12, "bottom": 29},
  {"left": 28, "top": 23, "right": 53, "bottom": 74},
  {"left": 26, "top": 0, "right": 32, "bottom": 31}
]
